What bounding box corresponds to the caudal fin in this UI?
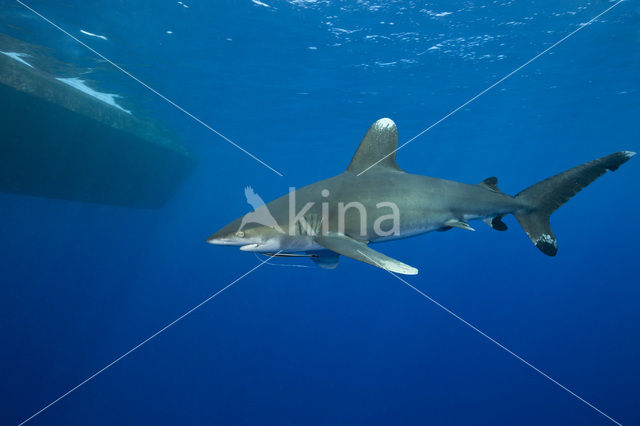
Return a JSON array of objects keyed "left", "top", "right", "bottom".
[{"left": 515, "top": 151, "right": 635, "bottom": 256}]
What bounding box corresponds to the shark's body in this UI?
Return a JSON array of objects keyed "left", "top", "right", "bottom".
[{"left": 208, "top": 118, "right": 634, "bottom": 274}]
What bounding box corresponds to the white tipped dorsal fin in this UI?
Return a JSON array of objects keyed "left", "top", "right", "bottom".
[{"left": 347, "top": 118, "right": 403, "bottom": 174}]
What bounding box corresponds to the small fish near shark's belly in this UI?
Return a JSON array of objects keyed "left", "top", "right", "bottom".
[{"left": 240, "top": 236, "right": 323, "bottom": 253}]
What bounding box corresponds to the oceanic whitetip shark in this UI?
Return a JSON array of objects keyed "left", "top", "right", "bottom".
[{"left": 207, "top": 118, "right": 634, "bottom": 275}]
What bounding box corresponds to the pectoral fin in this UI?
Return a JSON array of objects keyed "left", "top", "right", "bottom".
[{"left": 314, "top": 233, "right": 418, "bottom": 275}]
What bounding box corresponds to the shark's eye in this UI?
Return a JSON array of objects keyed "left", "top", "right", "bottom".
[{"left": 235, "top": 231, "right": 245, "bottom": 238}]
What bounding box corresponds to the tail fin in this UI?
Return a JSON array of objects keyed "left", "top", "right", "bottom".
[{"left": 515, "top": 151, "right": 635, "bottom": 256}]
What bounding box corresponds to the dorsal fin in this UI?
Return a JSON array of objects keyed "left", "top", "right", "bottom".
[
  {"left": 478, "top": 176, "right": 502, "bottom": 193},
  {"left": 347, "top": 118, "right": 403, "bottom": 174}
]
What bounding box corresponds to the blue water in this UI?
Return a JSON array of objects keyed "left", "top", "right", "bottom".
[{"left": 1, "top": 0, "right": 639, "bottom": 424}]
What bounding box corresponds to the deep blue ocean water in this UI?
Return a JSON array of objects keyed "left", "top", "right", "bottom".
[{"left": 1, "top": 0, "right": 639, "bottom": 425}]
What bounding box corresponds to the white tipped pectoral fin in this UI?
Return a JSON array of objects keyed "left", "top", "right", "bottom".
[
  {"left": 357, "top": 250, "right": 418, "bottom": 275},
  {"left": 314, "top": 233, "right": 418, "bottom": 275}
]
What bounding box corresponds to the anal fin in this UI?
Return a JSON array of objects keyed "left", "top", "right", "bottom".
[{"left": 482, "top": 216, "right": 508, "bottom": 231}]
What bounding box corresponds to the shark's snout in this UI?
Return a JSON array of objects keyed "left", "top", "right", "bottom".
[
  {"left": 206, "top": 237, "right": 238, "bottom": 245},
  {"left": 206, "top": 221, "right": 280, "bottom": 249},
  {"left": 206, "top": 227, "right": 243, "bottom": 246}
]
